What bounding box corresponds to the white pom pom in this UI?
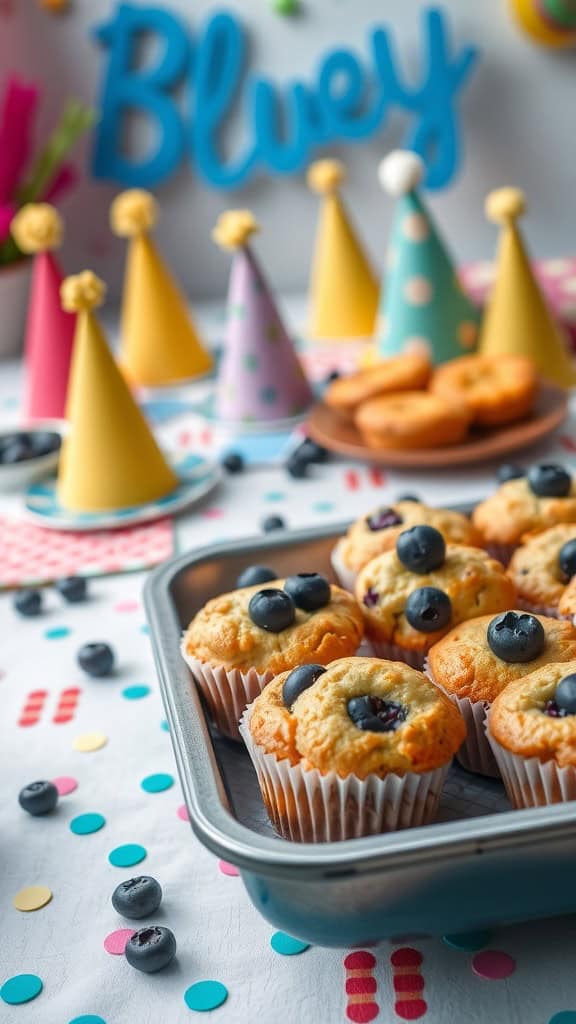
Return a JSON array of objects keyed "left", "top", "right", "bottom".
[{"left": 378, "top": 150, "right": 424, "bottom": 197}]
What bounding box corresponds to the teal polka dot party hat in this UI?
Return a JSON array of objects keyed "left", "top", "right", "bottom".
[
  {"left": 375, "top": 150, "right": 480, "bottom": 364},
  {"left": 212, "top": 210, "right": 314, "bottom": 425}
]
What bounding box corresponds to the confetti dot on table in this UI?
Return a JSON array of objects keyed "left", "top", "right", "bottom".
[
  {"left": 390, "top": 948, "right": 423, "bottom": 968},
  {"left": 177, "top": 804, "right": 190, "bottom": 821},
  {"left": 471, "top": 950, "right": 516, "bottom": 980},
  {"left": 13, "top": 885, "right": 53, "bottom": 912},
  {"left": 184, "top": 980, "right": 228, "bottom": 1012},
  {"left": 122, "top": 685, "right": 150, "bottom": 700},
  {"left": 140, "top": 624, "right": 150, "bottom": 635},
  {"left": 103, "top": 928, "right": 135, "bottom": 955},
  {"left": 70, "top": 813, "right": 106, "bottom": 836},
  {"left": 44, "top": 626, "right": 71, "bottom": 640},
  {"left": 73, "top": 732, "right": 107, "bottom": 753},
  {"left": 344, "top": 952, "right": 376, "bottom": 970},
  {"left": 114, "top": 600, "right": 140, "bottom": 613},
  {"left": 263, "top": 491, "right": 286, "bottom": 502},
  {"left": 69, "top": 1016, "right": 107, "bottom": 1024},
  {"left": 161, "top": 720, "right": 170, "bottom": 732},
  {"left": 1, "top": 974, "right": 43, "bottom": 1005},
  {"left": 141, "top": 773, "right": 174, "bottom": 793},
  {"left": 108, "top": 844, "right": 147, "bottom": 868},
  {"left": 394, "top": 998, "right": 428, "bottom": 1020},
  {"left": 549, "top": 1013, "right": 576, "bottom": 1024},
  {"left": 270, "top": 932, "right": 310, "bottom": 956},
  {"left": 313, "top": 501, "right": 335, "bottom": 513},
  {"left": 218, "top": 860, "right": 239, "bottom": 877},
  {"left": 443, "top": 929, "right": 492, "bottom": 952},
  {"left": 53, "top": 775, "right": 78, "bottom": 796}
]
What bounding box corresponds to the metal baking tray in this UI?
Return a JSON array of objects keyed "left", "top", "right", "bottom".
[{"left": 144, "top": 522, "right": 576, "bottom": 947}]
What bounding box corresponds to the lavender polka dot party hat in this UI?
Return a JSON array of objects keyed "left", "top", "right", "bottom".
[
  {"left": 374, "top": 150, "right": 480, "bottom": 364},
  {"left": 212, "top": 210, "right": 313, "bottom": 424}
]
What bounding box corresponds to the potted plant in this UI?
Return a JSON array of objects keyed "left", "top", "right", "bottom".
[{"left": 0, "top": 77, "right": 93, "bottom": 358}]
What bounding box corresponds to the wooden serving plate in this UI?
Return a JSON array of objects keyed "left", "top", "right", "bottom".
[{"left": 306, "top": 382, "right": 569, "bottom": 468}]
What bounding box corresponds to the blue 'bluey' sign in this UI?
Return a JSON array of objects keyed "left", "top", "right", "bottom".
[{"left": 92, "top": 5, "right": 478, "bottom": 191}]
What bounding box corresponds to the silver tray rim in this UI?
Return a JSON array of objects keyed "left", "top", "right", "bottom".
[{"left": 144, "top": 520, "right": 576, "bottom": 879}]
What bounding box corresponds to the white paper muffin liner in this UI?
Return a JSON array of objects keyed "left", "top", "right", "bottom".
[
  {"left": 330, "top": 540, "right": 358, "bottom": 593},
  {"left": 181, "top": 644, "right": 273, "bottom": 741},
  {"left": 514, "top": 598, "right": 559, "bottom": 617},
  {"left": 369, "top": 639, "right": 426, "bottom": 670},
  {"left": 424, "top": 661, "right": 500, "bottom": 777},
  {"left": 239, "top": 705, "right": 448, "bottom": 842},
  {"left": 487, "top": 731, "right": 576, "bottom": 809},
  {"left": 484, "top": 542, "right": 516, "bottom": 565}
]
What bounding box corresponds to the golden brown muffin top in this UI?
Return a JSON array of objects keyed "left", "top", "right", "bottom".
[
  {"left": 507, "top": 524, "right": 576, "bottom": 613},
  {"left": 428, "top": 613, "right": 576, "bottom": 703},
  {"left": 249, "top": 657, "right": 466, "bottom": 779},
  {"left": 355, "top": 545, "right": 516, "bottom": 654},
  {"left": 182, "top": 579, "right": 363, "bottom": 674},
  {"left": 489, "top": 659, "right": 576, "bottom": 767},
  {"left": 473, "top": 478, "right": 576, "bottom": 546}
]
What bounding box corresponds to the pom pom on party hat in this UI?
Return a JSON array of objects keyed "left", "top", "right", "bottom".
[
  {"left": 57, "top": 271, "right": 178, "bottom": 513},
  {"left": 374, "top": 151, "right": 480, "bottom": 364},
  {"left": 11, "top": 203, "right": 76, "bottom": 420},
  {"left": 212, "top": 210, "right": 313, "bottom": 424},
  {"left": 479, "top": 187, "right": 576, "bottom": 386},
  {"left": 111, "top": 189, "right": 212, "bottom": 387},
  {"left": 307, "top": 158, "right": 379, "bottom": 340}
]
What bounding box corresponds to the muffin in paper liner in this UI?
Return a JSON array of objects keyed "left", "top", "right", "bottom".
[
  {"left": 330, "top": 539, "right": 357, "bottom": 593},
  {"left": 487, "top": 731, "right": 576, "bottom": 809},
  {"left": 424, "top": 658, "right": 500, "bottom": 778},
  {"left": 239, "top": 705, "right": 449, "bottom": 842},
  {"left": 368, "top": 639, "right": 426, "bottom": 670},
  {"left": 181, "top": 644, "right": 272, "bottom": 741}
]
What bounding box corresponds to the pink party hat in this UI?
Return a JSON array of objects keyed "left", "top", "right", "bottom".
[
  {"left": 212, "top": 211, "right": 313, "bottom": 424},
  {"left": 11, "top": 204, "right": 75, "bottom": 420}
]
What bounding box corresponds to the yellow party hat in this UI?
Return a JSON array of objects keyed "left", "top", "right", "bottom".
[
  {"left": 111, "top": 190, "right": 212, "bottom": 387},
  {"left": 307, "top": 159, "right": 379, "bottom": 341},
  {"left": 479, "top": 187, "right": 576, "bottom": 386},
  {"left": 57, "top": 271, "right": 178, "bottom": 512}
]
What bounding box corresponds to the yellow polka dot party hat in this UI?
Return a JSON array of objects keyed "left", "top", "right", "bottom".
[
  {"left": 374, "top": 150, "right": 480, "bottom": 364},
  {"left": 307, "top": 158, "right": 379, "bottom": 341},
  {"left": 57, "top": 271, "right": 178, "bottom": 513},
  {"left": 111, "top": 189, "right": 212, "bottom": 387},
  {"left": 478, "top": 187, "right": 576, "bottom": 387}
]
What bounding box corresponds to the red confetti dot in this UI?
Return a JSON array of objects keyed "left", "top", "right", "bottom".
[
  {"left": 394, "top": 974, "right": 424, "bottom": 993},
  {"left": 53, "top": 713, "right": 74, "bottom": 724},
  {"left": 104, "top": 928, "right": 135, "bottom": 955},
  {"left": 472, "top": 950, "right": 516, "bottom": 980},
  {"left": 346, "top": 977, "right": 377, "bottom": 995},
  {"left": 394, "top": 998, "right": 428, "bottom": 1020},
  {"left": 346, "top": 1003, "right": 379, "bottom": 1023},
  {"left": 391, "top": 948, "right": 423, "bottom": 968},
  {"left": 18, "top": 717, "right": 39, "bottom": 727},
  {"left": 344, "top": 951, "right": 376, "bottom": 970}
]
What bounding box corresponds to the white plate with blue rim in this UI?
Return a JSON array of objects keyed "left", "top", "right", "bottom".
[{"left": 24, "top": 453, "right": 221, "bottom": 531}]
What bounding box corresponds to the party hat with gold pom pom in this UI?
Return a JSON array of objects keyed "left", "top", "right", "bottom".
[
  {"left": 57, "top": 271, "right": 178, "bottom": 513},
  {"left": 111, "top": 189, "right": 212, "bottom": 387},
  {"left": 374, "top": 150, "right": 480, "bottom": 365},
  {"left": 478, "top": 187, "right": 576, "bottom": 386},
  {"left": 307, "top": 159, "right": 379, "bottom": 340},
  {"left": 11, "top": 203, "right": 76, "bottom": 420},
  {"left": 212, "top": 211, "right": 313, "bottom": 424}
]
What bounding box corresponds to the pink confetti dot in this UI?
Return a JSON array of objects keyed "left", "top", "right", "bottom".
[
  {"left": 177, "top": 804, "right": 189, "bottom": 821},
  {"left": 471, "top": 950, "right": 516, "bottom": 980},
  {"left": 52, "top": 776, "right": 78, "bottom": 796},
  {"left": 218, "top": 860, "right": 239, "bottom": 877},
  {"left": 104, "top": 928, "right": 135, "bottom": 955},
  {"left": 114, "top": 600, "right": 140, "bottom": 614}
]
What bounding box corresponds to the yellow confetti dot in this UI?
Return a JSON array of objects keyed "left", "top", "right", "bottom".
[
  {"left": 73, "top": 731, "right": 108, "bottom": 752},
  {"left": 13, "top": 886, "right": 53, "bottom": 912}
]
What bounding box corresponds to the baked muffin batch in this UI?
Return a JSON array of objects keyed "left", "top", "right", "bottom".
[{"left": 181, "top": 461, "right": 576, "bottom": 840}]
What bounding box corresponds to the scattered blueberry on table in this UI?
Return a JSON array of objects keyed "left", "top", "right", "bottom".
[
  {"left": 527, "top": 463, "right": 571, "bottom": 498},
  {"left": 77, "top": 642, "right": 115, "bottom": 678},
  {"left": 13, "top": 588, "right": 43, "bottom": 617},
  {"left": 55, "top": 576, "right": 88, "bottom": 603},
  {"left": 112, "top": 876, "right": 163, "bottom": 919},
  {"left": 285, "top": 453, "right": 309, "bottom": 479},
  {"left": 396, "top": 492, "right": 420, "bottom": 502},
  {"left": 0, "top": 430, "right": 60, "bottom": 464},
  {"left": 284, "top": 572, "right": 331, "bottom": 611},
  {"left": 222, "top": 451, "right": 245, "bottom": 474},
  {"left": 249, "top": 588, "right": 296, "bottom": 632},
  {"left": 19, "top": 780, "right": 59, "bottom": 816},
  {"left": 236, "top": 565, "right": 277, "bottom": 588},
  {"left": 261, "top": 514, "right": 286, "bottom": 533},
  {"left": 125, "top": 926, "right": 177, "bottom": 973}
]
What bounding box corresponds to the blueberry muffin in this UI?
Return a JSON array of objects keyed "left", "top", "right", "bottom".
[
  {"left": 507, "top": 524, "right": 576, "bottom": 618},
  {"left": 181, "top": 573, "right": 363, "bottom": 739},
  {"left": 241, "top": 656, "right": 466, "bottom": 841},
  {"left": 488, "top": 660, "right": 576, "bottom": 808},
  {"left": 473, "top": 464, "right": 576, "bottom": 564},
  {"left": 428, "top": 612, "right": 576, "bottom": 775},
  {"left": 332, "top": 500, "right": 481, "bottom": 591},
  {"left": 355, "top": 526, "right": 516, "bottom": 668}
]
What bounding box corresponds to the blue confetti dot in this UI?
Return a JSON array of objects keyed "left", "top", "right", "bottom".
[
  {"left": 69, "top": 1017, "right": 107, "bottom": 1024},
  {"left": 443, "top": 929, "right": 492, "bottom": 952},
  {"left": 70, "top": 813, "right": 106, "bottom": 836},
  {"left": 549, "top": 1015, "right": 576, "bottom": 1024},
  {"left": 1, "top": 974, "right": 43, "bottom": 1005},
  {"left": 140, "top": 624, "right": 150, "bottom": 635},
  {"left": 270, "top": 932, "right": 310, "bottom": 956},
  {"left": 161, "top": 720, "right": 170, "bottom": 732},
  {"left": 44, "top": 626, "right": 71, "bottom": 640},
  {"left": 122, "top": 685, "right": 150, "bottom": 700},
  {"left": 312, "top": 501, "right": 335, "bottom": 513},
  {"left": 184, "top": 981, "right": 228, "bottom": 1012},
  {"left": 263, "top": 491, "right": 286, "bottom": 502},
  {"left": 108, "top": 844, "right": 147, "bottom": 868},
  {"left": 141, "top": 773, "right": 174, "bottom": 793}
]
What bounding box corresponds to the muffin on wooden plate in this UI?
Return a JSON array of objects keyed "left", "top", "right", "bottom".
[
  {"left": 430, "top": 353, "right": 537, "bottom": 427},
  {"left": 324, "top": 351, "right": 431, "bottom": 423}
]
